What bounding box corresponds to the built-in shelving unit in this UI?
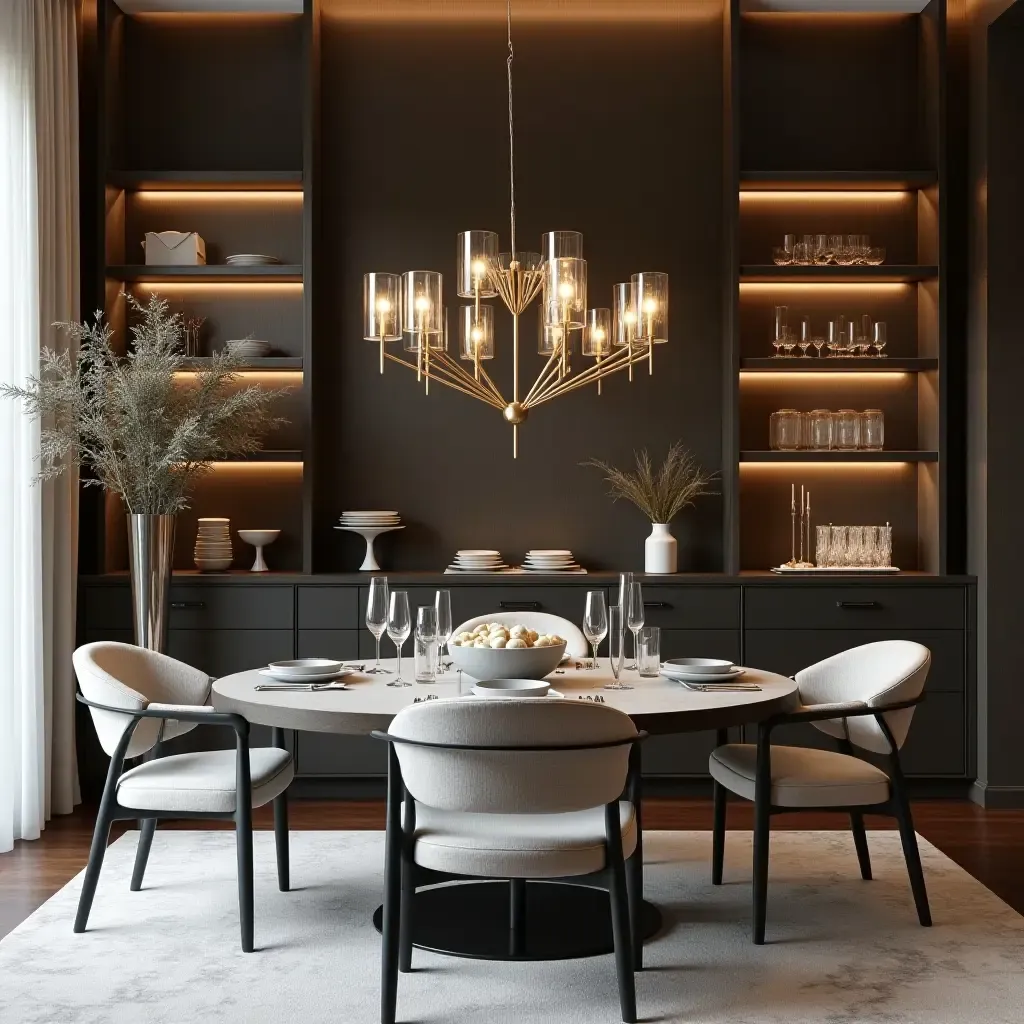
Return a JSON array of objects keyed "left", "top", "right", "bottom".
[
  {"left": 740, "top": 357, "right": 938, "bottom": 372},
  {"left": 107, "top": 265, "right": 304, "bottom": 282},
  {"left": 741, "top": 451, "right": 939, "bottom": 463},
  {"left": 178, "top": 357, "right": 303, "bottom": 370},
  {"left": 739, "top": 265, "right": 938, "bottom": 283},
  {"left": 740, "top": 171, "right": 938, "bottom": 190},
  {"left": 108, "top": 170, "right": 303, "bottom": 190}
]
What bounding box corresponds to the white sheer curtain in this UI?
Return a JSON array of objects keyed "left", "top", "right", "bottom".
[{"left": 0, "top": 0, "right": 80, "bottom": 853}]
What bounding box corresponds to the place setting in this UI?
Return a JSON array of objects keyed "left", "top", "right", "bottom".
[
  {"left": 659, "top": 657, "right": 760, "bottom": 692},
  {"left": 254, "top": 658, "right": 365, "bottom": 692}
]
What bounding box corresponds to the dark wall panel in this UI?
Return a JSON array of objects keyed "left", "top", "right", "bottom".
[{"left": 316, "top": 10, "right": 725, "bottom": 572}]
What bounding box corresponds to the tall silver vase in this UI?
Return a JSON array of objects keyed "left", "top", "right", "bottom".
[{"left": 127, "top": 513, "right": 176, "bottom": 652}]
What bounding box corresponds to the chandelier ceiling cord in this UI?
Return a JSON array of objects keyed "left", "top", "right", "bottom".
[{"left": 362, "top": 0, "right": 669, "bottom": 458}]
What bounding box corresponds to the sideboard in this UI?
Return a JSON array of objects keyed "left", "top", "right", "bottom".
[{"left": 76, "top": 572, "right": 976, "bottom": 799}]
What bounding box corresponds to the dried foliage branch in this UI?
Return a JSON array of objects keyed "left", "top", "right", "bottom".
[
  {"left": 1, "top": 293, "right": 289, "bottom": 514},
  {"left": 582, "top": 441, "right": 719, "bottom": 523}
]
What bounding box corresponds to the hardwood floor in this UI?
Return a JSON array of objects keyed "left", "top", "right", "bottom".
[{"left": 2, "top": 798, "right": 1023, "bottom": 940}]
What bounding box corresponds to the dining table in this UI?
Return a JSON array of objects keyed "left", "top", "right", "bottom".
[{"left": 212, "top": 659, "right": 799, "bottom": 963}]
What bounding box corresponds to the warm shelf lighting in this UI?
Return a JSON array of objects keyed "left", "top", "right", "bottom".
[
  {"left": 740, "top": 461, "right": 914, "bottom": 473},
  {"left": 204, "top": 461, "right": 303, "bottom": 471},
  {"left": 739, "top": 282, "right": 910, "bottom": 295},
  {"left": 325, "top": 1, "right": 713, "bottom": 24},
  {"left": 739, "top": 371, "right": 912, "bottom": 383},
  {"left": 131, "top": 282, "right": 303, "bottom": 294},
  {"left": 739, "top": 190, "right": 913, "bottom": 203},
  {"left": 172, "top": 370, "right": 303, "bottom": 381},
  {"left": 133, "top": 191, "right": 303, "bottom": 203}
]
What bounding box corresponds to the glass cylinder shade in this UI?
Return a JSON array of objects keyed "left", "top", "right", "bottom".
[
  {"left": 456, "top": 230, "right": 499, "bottom": 299},
  {"left": 541, "top": 230, "right": 583, "bottom": 261},
  {"left": 403, "top": 306, "right": 447, "bottom": 352},
  {"left": 613, "top": 281, "right": 638, "bottom": 348},
  {"left": 583, "top": 308, "right": 612, "bottom": 357},
  {"left": 458, "top": 304, "right": 494, "bottom": 361},
  {"left": 402, "top": 271, "right": 443, "bottom": 342},
  {"left": 543, "top": 257, "right": 587, "bottom": 330},
  {"left": 363, "top": 272, "right": 402, "bottom": 341},
  {"left": 538, "top": 306, "right": 575, "bottom": 356},
  {"left": 633, "top": 272, "right": 669, "bottom": 344}
]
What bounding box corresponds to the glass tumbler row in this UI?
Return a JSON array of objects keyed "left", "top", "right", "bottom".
[
  {"left": 769, "top": 409, "right": 884, "bottom": 451},
  {"left": 815, "top": 525, "right": 893, "bottom": 568}
]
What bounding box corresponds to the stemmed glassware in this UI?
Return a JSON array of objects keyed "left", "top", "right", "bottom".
[
  {"left": 605, "top": 605, "right": 632, "bottom": 691},
  {"left": 772, "top": 305, "right": 788, "bottom": 358},
  {"left": 435, "top": 589, "right": 452, "bottom": 671},
  {"left": 873, "top": 321, "right": 888, "bottom": 357},
  {"left": 386, "top": 590, "right": 411, "bottom": 687},
  {"left": 618, "top": 572, "right": 635, "bottom": 669},
  {"left": 626, "top": 582, "right": 645, "bottom": 674},
  {"left": 583, "top": 590, "right": 608, "bottom": 671},
  {"left": 365, "top": 576, "right": 389, "bottom": 674},
  {"left": 414, "top": 605, "right": 438, "bottom": 684},
  {"left": 798, "top": 316, "right": 812, "bottom": 357}
]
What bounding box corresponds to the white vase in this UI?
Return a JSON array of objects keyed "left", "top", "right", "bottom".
[{"left": 645, "top": 522, "right": 677, "bottom": 574}]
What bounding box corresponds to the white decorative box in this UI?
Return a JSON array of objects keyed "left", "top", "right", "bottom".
[{"left": 143, "top": 231, "right": 206, "bottom": 266}]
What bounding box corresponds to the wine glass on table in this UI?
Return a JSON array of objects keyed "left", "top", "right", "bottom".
[
  {"left": 386, "top": 591, "right": 411, "bottom": 687},
  {"left": 415, "top": 605, "right": 438, "bottom": 684},
  {"left": 582, "top": 590, "right": 608, "bottom": 671},
  {"left": 366, "top": 576, "right": 389, "bottom": 674},
  {"left": 618, "top": 572, "right": 635, "bottom": 669},
  {"left": 435, "top": 589, "right": 452, "bottom": 672},
  {"left": 626, "top": 582, "right": 645, "bottom": 675},
  {"left": 605, "top": 605, "right": 632, "bottom": 691}
]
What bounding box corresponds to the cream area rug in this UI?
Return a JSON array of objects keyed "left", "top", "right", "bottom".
[{"left": 2, "top": 830, "right": 1023, "bottom": 1023}]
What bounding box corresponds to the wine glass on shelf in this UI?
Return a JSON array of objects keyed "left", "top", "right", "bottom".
[
  {"left": 873, "top": 321, "right": 888, "bottom": 358},
  {"left": 582, "top": 590, "right": 608, "bottom": 671},
  {"left": 780, "top": 328, "right": 796, "bottom": 358},
  {"left": 386, "top": 590, "right": 411, "bottom": 687},
  {"left": 605, "top": 605, "right": 632, "bottom": 691},
  {"left": 826, "top": 319, "right": 843, "bottom": 358},
  {"left": 798, "top": 316, "right": 812, "bottom": 357},
  {"left": 856, "top": 314, "right": 874, "bottom": 356},
  {"left": 772, "top": 306, "right": 788, "bottom": 359},
  {"left": 434, "top": 589, "right": 452, "bottom": 671},
  {"left": 812, "top": 333, "right": 825, "bottom": 358},
  {"left": 626, "top": 582, "right": 645, "bottom": 674},
  {"left": 365, "top": 576, "right": 389, "bottom": 674}
]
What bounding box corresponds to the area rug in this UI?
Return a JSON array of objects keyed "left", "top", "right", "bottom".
[{"left": 2, "top": 830, "right": 1023, "bottom": 1024}]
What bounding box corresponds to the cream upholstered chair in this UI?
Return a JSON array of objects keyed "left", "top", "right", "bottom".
[
  {"left": 373, "top": 698, "right": 644, "bottom": 1024},
  {"left": 72, "top": 641, "right": 294, "bottom": 952},
  {"left": 452, "top": 611, "right": 589, "bottom": 657},
  {"left": 709, "top": 640, "right": 932, "bottom": 944}
]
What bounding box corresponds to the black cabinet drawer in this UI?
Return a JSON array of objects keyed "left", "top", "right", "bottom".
[
  {"left": 744, "top": 586, "right": 965, "bottom": 631},
  {"left": 297, "top": 587, "right": 359, "bottom": 629},
  {"left": 167, "top": 628, "right": 293, "bottom": 677},
  {"left": 297, "top": 733, "right": 386, "bottom": 776},
  {"left": 168, "top": 585, "right": 293, "bottom": 630},
  {"left": 744, "top": 629, "right": 965, "bottom": 692},
  {"left": 621, "top": 587, "right": 740, "bottom": 630},
  {"left": 82, "top": 586, "right": 132, "bottom": 630},
  {"left": 297, "top": 629, "right": 360, "bottom": 660}
]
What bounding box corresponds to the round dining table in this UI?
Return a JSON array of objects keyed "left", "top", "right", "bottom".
[{"left": 212, "top": 659, "right": 798, "bottom": 962}]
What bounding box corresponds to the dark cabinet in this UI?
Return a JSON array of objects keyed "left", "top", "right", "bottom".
[
  {"left": 167, "top": 628, "right": 293, "bottom": 677},
  {"left": 297, "top": 629, "right": 360, "bottom": 660},
  {"left": 298, "top": 587, "right": 359, "bottom": 629},
  {"left": 296, "top": 733, "right": 387, "bottom": 776}
]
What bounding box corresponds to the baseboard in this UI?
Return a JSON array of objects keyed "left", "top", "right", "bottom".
[{"left": 970, "top": 781, "right": 1024, "bottom": 808}]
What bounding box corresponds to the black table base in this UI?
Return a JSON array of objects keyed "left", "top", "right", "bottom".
[{"left": 372, "top": 880, "right": 663, "bottom": 962}]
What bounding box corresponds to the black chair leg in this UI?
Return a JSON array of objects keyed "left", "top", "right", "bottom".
[
  {"left": 850, "top": 811, "right": 872, "bottom": 880},
  {"left": 274, "top": 792, "right": 290, "bottom": 892},
  {"left": 398, "top": 854, "right": 415, "bottom": 972},
  {"left": 382, "top": 758, "right": 403, "bottom": 1024},
  {"left": 74, "top": 807, "right": 114, "bottom": 933},
  {"left": 606, "top": 804, "right": 637, "bottom": 1024},
  {"left": 130, "top": 818, "right": 156, "bottom": 892},
  {"left": 712, "top": 781, "right": 727, "bottom": 885},
  {"left": 236, "top": 808, "right": 255, "bottom": 952},
  {"left": 752, "top": 793, "right": 771, "bottom": 945},
  {"left": 892, "top": 790, "right": 932, "bottom": 926},
  {"left": 624, "top": 851, "right": 641, "bottom": 971}
]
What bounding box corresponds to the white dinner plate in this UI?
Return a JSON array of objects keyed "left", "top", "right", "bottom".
[
  {"left": 259, "top": 667, "right": 355, "bottom": 684},
  {"left": 268, "top": 658, "right": 344, "bottom": 676},
  {"left": 662, "top": 666, "right": 746, "bottom": 683},
  {"left": 468, "top": 688, "right": 565, "bottom": 700},
  {"left": 662, "top": 657, "right": 736, "bottom": 675}
]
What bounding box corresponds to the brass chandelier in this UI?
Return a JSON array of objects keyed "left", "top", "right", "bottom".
[{"left": 362, "top": 1, "right": 669, "bottom": 458}]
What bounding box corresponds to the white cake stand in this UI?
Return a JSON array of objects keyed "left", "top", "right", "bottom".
[{"left": 334, "top": 524, "right": 404, "bottom": 571}]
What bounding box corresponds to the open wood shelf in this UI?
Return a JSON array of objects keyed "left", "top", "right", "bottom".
[
  {"left": 107, "top": 265, "right": 303, "bottom": 283},
  {"left": 109, "top": 170, "right": 303, "bottom": 191},
  {"left": 740, "top": 357, "right": 938, "bottom": 372},
  {"left": 740, "top": 451, "right": 939, "bottom": 463},
  {"left": 178, "top": 357, "right": 303, "bottom": 370},
  {"left": 739, "top": 265, "right": 938, "bottom": 283},
  {"left": 216, "top": 450, "right": 303, "bottom": 463},
  {"left": 740, "top": 170, "right": 937, "bottom": 191}
]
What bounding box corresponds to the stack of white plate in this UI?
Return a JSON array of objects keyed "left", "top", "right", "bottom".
[
  {"left": 225, "top": 339, "right": 272, "bottom": 359},
  {"left": 660, "top": 658, "right": 745, "bottom": 684},
  {"left": 447, "top": 549, "right": 508, "bottom": 573},
  {"left": 521, "top": 549, "right": 583, "bottom": 573},
  {"left": 194, "top": 517, "right": 232, "bottom": 572},
  {"left": 225, "top": 254, "right": 280, "bottom": 266},
  {"left": 338, "top": 510, "right": 402, "bottom": 531},
  {"left": 259, "top": 659, "right": 350, "bottom": 683}
]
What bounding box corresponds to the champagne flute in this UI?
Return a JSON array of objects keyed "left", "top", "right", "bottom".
[
  {"left": 415, "top": 605, "right": 438, "bottom": 684},
  {"left": 873, "top": 321, "right": 888, "bottom": 358},
  {"left": 582, "top": 590, "right": 608, "bottom": 671},
  {"left": 798, "top": 315, "right": 812, "bottom": 357},
  {"left": 365, "top": 576, "right": 389, "bottom": 673},
  {"left": 605, "top": 605, "right": 632, "bottom": 690},
  {"left": 618, "top": 572, "right": 635, "bottom": 669},
  {"left": 434, "top": 589, "right": 452, "bottom": 671},
  {"left": 386, "top": 591, "right": 411, "bottom": 687},
  {"left": 626, "top": 582, "right": 645, "bottom": 675}
]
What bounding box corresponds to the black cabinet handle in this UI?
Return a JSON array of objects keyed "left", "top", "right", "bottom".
[
  {"left": 171, "top": 601, "right": 206, "bottom": 610},
  {"left": 836, "top": 601, "right": 880, "bottom": 609},
  {"left": 499, "top": 601, "right": 541, "bottom": 611},
  {"left": 644, "top": 601, "right": 671, "bottom": 609}
]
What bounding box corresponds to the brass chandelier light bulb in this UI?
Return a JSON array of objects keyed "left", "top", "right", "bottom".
[{"left": 362, "top": 0, "right": 668, "bottom": 458}]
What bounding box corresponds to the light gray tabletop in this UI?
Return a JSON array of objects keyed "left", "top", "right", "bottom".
[{"left": 211, "top": 660, "right": 799, "bottom": 736}]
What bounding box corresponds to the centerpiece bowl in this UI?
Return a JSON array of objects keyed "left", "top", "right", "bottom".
[{"left": 447, "top": 640, "right": 566, "bottom": 682}]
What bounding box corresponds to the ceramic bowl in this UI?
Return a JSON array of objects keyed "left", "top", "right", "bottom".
[
  {"left": 238, "top": 529, "right": 280, "bottom": 547},
  {"left": 268, "top": 658, "right": 343, "bottom": 677},
  {"left": 447, "top": 640, "right": 566, "bottom": 681},
  {"left": 472, "top": 678, "right": 550, "bottom": 698},
  {"left": 661, "top": 657, "right": 735, "bottom": 676}
]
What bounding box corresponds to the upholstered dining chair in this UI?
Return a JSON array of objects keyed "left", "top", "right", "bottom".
[
  {"left": 72, "top": 641, "right": 294, "bottom": 952},
  {"left": 372, "top": 698, "right": 645, "bottom": 1024},
  {"left": 452, "top": 611, "right": 589, "bottom": 657},
  {"left": 708, "top": 640, "right": 932, "bottom": 944}
]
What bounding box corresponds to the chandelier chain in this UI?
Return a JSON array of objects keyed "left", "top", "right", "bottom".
[{"left": 506, "top": 0, "right": 516, "bottom": 256}]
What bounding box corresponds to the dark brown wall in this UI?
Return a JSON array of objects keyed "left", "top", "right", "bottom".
[{"left": 316, "top": 9, "right": 725, "bottom": 571}]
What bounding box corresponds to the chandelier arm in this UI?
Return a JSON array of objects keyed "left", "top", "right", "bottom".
[
  {"left": 430, "top": 348, "right": 501, "bottom": 400},
  {"left": 382, "top": 351, "right": 505, "bottom": 409},
  {"left": 527, "top": 347, "right": 647, "bottom": 408},
  {"left": 476, "top": 363, "right": 507, "bottom": 406},
  {"left": 522, "top": 348, "right": 569, "bottom": 408},
  {"left": 423, "top": 357, "right": 507, "bottom": 410}
]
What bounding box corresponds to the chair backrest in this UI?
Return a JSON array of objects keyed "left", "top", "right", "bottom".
[
  {"left": 72, "top": 641, "right": 211, "bottom": 758},
  {"left": 796, "top": 640, "right": 931, "bottom": 755},
  {"left": 388, "top": 698, "right": 637, "bottom": 814},
  {"left": 452, "top": 612, "right": 589, "bottom": 657}
]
